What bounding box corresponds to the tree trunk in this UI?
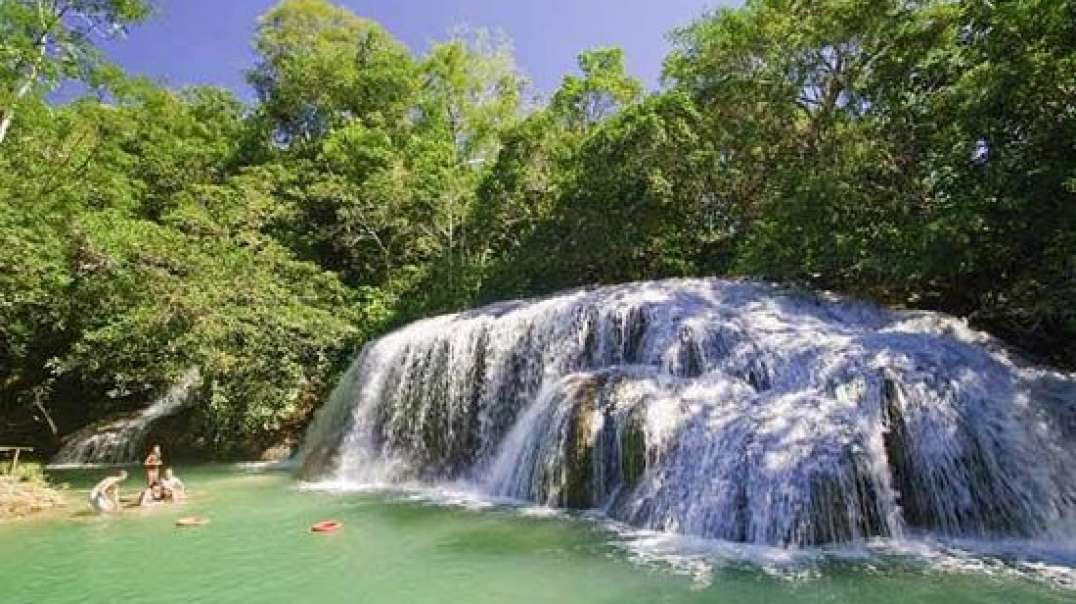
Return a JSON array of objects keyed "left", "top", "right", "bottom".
[
  {"left": 0, "top": 75, "right": 35, "bottom": 144},
  {"left": 32, "top": 395, "right": 59, "bottom": 441},
  {"left": 0, "top": 6, "right": 51, "bottom": 145}
]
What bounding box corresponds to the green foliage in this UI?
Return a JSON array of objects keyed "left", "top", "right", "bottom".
[
  {"left": 1, "top": 461, "right": 46, "bottom": 484},
  {"left": 552, "top": 47, "right": 642, "bottom": 132},
  {"left": 417, "top": 29, "right": 525, "bottom": 162},
  {"left": 0, "top": 0, "right": 152, "bottom": 142},
  {"left": 248, "top": 0, "right": 416, "bottom": 145},
  {"left": 0, "top": 73, "right": 372, "bottom": 453},
  {"left": 661, "top": 0, "right": 1075, "bottom": 361},
  {"left": 479, "top": 92, "right": 722, "bottom": 296},
  {"left": 2, "top": 0, "right": 1074, "bottom": 457}
]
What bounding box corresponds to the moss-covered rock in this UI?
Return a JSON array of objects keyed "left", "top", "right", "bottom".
[
  {"left": 620, "top": 406, "right": 647, "bottom": 489},
  {"left": 561, "top": 375, "right": 601, "bottom": 508},
  {"left": 558, "top": 372, "right": 650, "bottom": 509}
]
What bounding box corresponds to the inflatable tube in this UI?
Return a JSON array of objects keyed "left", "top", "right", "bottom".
[
  {"left": 175, "top": 516, "right": 209, "bottom": 527},
  {"left": 310, "top": 520, "right": 342, "bottom": 533}
]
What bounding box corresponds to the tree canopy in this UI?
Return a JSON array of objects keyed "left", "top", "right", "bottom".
[{"left": 2, "top": 0, "right": 1073, "bottom": 456}]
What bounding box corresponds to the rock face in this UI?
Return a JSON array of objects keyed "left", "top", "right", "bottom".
[
  {"left": 299, "top": 278, "right": 1076, "bottom": 547},
  {"left": 49, "top": 368, "right": 201, "bottom": 467}
]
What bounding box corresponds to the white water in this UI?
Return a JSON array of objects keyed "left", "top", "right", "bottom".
[
  {"left": 299, "top": 279, "right": 1076, "bottom": 548},
  {"left": 49, "top": 368, "right": 201, "bottom": 467}
]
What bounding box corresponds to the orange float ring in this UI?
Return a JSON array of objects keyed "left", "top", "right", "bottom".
[
  {"left": 175, "top": 516, "right": 209, "bottom": 527},
  {"left": 310, "top": 520, "right": 342, "bottom": 533}
]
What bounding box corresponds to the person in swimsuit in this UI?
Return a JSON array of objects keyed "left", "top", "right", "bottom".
[
  {"left": 143, "top": 444, "right": 163, "bottom": 485},
  {"left": 138, "top": 482, "right": 165, "bottom": 506},
  {"left": 160, "top": 467, "right": 186, "bottom": 502},
  {"left": 88, "top": 470, "right": 127, "bottom": 513}
]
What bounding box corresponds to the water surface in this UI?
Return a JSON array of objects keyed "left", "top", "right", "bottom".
[{"left": 2, "top": 466, "right": 1072, "bottom": 604}]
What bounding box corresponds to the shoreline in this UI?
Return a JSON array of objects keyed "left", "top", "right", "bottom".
[
  {"left": 0, "top": 480, "right": 195, "bottom": 525},
  {"left": 0, "top": 476, "right": 70, "bottom": 523}
]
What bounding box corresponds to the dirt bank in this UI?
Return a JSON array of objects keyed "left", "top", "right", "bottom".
[{"left": 0, "top": 476, "right": 68, "bottom": 521}]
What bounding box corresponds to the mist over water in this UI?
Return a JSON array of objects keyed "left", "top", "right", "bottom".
[{"left": 301, "top": 279, "right": 1076, "bottom": 550}]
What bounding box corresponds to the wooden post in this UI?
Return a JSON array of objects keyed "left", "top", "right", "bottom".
[{"left": 1, "top": 447, "right": 34, "bottom": 475}]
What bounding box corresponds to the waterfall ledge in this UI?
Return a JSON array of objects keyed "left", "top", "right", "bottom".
[{"left": 299, "top": 279, "right": 1076, "bottom": 547}]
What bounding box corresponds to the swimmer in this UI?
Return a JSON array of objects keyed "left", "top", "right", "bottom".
[
  {"left": 138, "top": 481, "right": 165, "bottom": 506},
  {"left": 88, "top": 470, "right": 127, "bottom": 514},
  {"left": 160, "top": 468, "right": 186, "bottom": 502}
]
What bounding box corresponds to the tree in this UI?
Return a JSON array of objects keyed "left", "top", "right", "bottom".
[
  {"left": 551, "top": 47, "right": 642, "bottom": 132},
  {"left": 0, "top": 0, "right": 151, "bottom": 143},
  {"left": 5, "top": 0, "right": 1075, "bottom": 458},
  {"left": 665, "top": 0, "right": 1076, "bottom": 364},
  {"left": 417, "top": 29, "right": 525, "bottom": 164},
  {"left": 248, "top": 0, "right": 417, "bottom": 146},
  {"left": 479, "top": 93, "right": 719, "bottom": 297}
]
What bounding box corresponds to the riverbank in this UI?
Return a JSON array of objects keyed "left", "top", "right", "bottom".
[{"left": 0, "top": 470, "right": 67, "bottom": 521}]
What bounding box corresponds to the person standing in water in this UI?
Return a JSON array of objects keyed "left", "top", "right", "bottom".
[
  {"left": 88, "top": 470, "right": 127, "bottom": 513},
  {"left": 143, "top": 444, "right": 163, "bottom": 485}
]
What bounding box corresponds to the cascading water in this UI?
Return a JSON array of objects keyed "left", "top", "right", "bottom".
[
  {"left": 49, "top": 368, "right": 201, "bottom": 467},
  {"left": 299, "top": 279, "right": 1076, "bottom": 547}
]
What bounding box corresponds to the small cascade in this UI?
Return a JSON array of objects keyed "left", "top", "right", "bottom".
[
  {"left": 299, "top": 279, "right": 1076, "bottom": 547},
  {"left": 49, "top": 368, "right": 201, "bottom": 467}
]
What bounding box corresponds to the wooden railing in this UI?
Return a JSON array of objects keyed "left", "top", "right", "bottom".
[{"left": 0, "top": 446, "right": 35, "bottom": 474}]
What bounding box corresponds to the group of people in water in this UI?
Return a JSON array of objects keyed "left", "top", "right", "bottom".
[{"left": 88, "top": 444, "right": 186, "bottom": 513}]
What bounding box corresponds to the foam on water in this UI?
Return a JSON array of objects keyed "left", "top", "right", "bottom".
[
  {"left": 299, "top": 476, "right": 1076, "bottom": 592},
  {"left": 298, "top": 278, "right": 1076, "bottom": 555}
]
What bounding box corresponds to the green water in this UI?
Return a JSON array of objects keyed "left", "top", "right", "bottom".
[{"left": 2, "top": 466, "right": 1071, "bottom": 604}]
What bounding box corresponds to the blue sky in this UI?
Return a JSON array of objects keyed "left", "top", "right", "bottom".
[{"left": 95, "top": 0, "right": 737, "bottom": 100}]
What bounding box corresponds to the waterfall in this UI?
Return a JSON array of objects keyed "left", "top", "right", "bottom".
[
  {"left": 49, "top": 368, "right": 201, "bottom": 467},
  {"left": 299, "top": 279, "right": 1076, "bottom": 547}
]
